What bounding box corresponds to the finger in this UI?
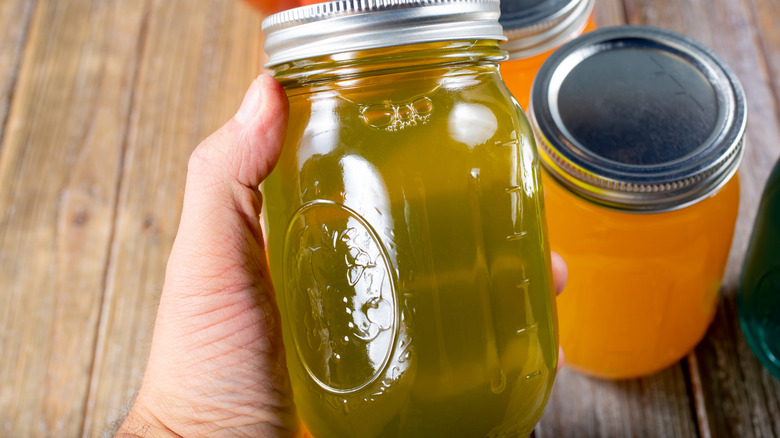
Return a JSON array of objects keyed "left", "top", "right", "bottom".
[
  {"left": 551, "top": 251, "right": 568, "bottom": 295},
  {"left": 173, "top": 75, "right": 288, "bottom": 250},
  {"left": 558, "top": 345, "right": 565, "bottom": 371},
  {"left": 165, "top": 76, "right": 288, "bottom": 294},
  {"left": 230, "top": 74, "right": 289, "bottom": 187},
  {"left": 188, "top": 74, "right": 289, "bottom": 191}
]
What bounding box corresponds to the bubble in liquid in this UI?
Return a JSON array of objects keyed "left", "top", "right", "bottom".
[
  {"left": 397, "top": 105, "right": 414, "bottom": 122},
  {"left": 515, "top": 322, "right": 539, "bottom": 336},
  {"left": 360, "top": 98, "right": 434, "bottom": 131},
  {"left": 525, "top": 370, "right": 542, "bottom": 380},
  {"left": 361, "top": 104, "right": 395, "bottom": 128},
  {"left": 412, "top": 97, "right": 433, "bottom": 116},
  {"left": 342, "top": 399, "right": 350, "bottom": 414}
]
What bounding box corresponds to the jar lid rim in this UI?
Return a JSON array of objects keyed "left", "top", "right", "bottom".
[
  {"left": 528, "top": 26, "right": 747, "bottom": 212},
  {"left": 502, "top": 0, "right": 594, "bottom": 59},
  {"left": 500, "top": 0, "right": 579, "bottom": 27},
  {"left": 262, "top": 0, "right": 506, "bottom": 68}
]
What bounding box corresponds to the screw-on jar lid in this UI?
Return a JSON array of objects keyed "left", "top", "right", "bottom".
[
  {"left": 262, "top": 0, "right": 506, "bottom": 68},
  {"left": 529, "top": 26, "right": 746, "bottom": 212},
  {"left": 500, "top": 0, "right": 594, "bottom": 59}
]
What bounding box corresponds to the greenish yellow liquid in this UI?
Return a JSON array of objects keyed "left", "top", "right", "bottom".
[{"left": 263, "top": 57, "right": 557, "bottom": 437}]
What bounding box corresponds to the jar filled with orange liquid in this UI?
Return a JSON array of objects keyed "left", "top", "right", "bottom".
[
  {"left": 499, "top": 0, "right": 597, "bottom": 110},
  {"left": 262, "top": 0, "right": 558, "bottom": 436},
  {"left": 528, "top": 26, "right": 747, "bottom": 379}
]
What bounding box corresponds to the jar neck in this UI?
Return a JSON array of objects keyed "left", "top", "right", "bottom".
[{"left": 271, "top": 40, "right": 508, "bottom": 91}]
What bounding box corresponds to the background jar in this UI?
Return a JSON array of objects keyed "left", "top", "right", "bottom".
[
  {"left": 499, "top": 0, "right": 597, "bottom": 110},
  {"left": 739, "top": 157, "right": 780, "bottom": 380},
  {"left": 262, "top": 1, "right": 558, "bottom": 436},
  {"left": 528, "top": 26, "right": 746, "bottom": 379}
]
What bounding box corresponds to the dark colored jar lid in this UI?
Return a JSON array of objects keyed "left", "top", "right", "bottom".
[
  {"left": 529, "top": 26, "right": 746, "bottom": 212},
  {"left": 500, "top": 0, "right": 594, "bottom": 58}
]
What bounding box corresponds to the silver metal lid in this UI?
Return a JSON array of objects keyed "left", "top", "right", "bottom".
[
  {"left": 501, "top": 0, "right": 594, "bottom": 59},
  {"left": 529, "top": 26, "right": 747, "bottom": 212},
  {"left": 262, "top": 0, "right": 506, "bottom": 68}
]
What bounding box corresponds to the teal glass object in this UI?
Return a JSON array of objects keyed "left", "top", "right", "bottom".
[{"left": 739, "top": 158, "right": 780, "bottom": 379}]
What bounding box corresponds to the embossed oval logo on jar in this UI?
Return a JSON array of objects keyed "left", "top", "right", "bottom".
[{"left": 284, "top": 201, "right": 399, "bottom": 394}]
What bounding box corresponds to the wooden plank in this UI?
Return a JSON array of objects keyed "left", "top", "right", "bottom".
[
  {"left": 536, "top": 366, "right": 698, "bottom": 438},
  {"left": 592, "top": 0, "right": 626, "bottom": 27},
  {"left": 82, "top": 0, "right": 265, "bottom": 435},
  {"left": 0, "top": 1, "right": 148, "bottom": 436},
  {"left": 621, "top": 0, "right": 780, "bottom": 437},
  {"left": 0, "top": 0, "right": 35, "bottom": 148},
  {"left": 536, "top": 1, "right": 700, "bottom": 436},
  {"left": 751, "top": 0, "right": 780, "bottom": 117}
]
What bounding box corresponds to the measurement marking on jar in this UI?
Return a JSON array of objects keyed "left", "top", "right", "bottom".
[
  {"left": 506, "top": 231, "right": 528, "bottom": 241},
  {"left": 525, "top": 370, "right": 542, "bottom": 380},
  {"left": 505, "top": 186, "right": 524, "bottom": 193},
  {"left": 516, "top": 278, "right": 530, "bottom": 288},
  {"left": 516, "top": 323, "right": 539, "bottom": 336},
  {"left": 494, "top": 139, "right": 519, "bottom": 147}
]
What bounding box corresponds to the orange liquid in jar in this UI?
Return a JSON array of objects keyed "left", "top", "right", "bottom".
[
  {"left": 244, "top": 0, "right": 327, "bottom": 15},
  {"left": 501, "top": 14, "right": 597, "bottom": 110},
  {"left": 244, "top": 0, "right": 300, "bottom": 14},
  {"left": 545, "top": 173, "right": 740, "bottom": 378}
]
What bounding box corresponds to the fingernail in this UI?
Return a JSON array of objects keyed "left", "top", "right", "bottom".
[{"left": 235, "top": 76, "right": 262, "bottom": 125}]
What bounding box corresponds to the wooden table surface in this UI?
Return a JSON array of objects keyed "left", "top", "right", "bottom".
[{"left": 1, "top": 0, "right": 779, "bottom": 437}]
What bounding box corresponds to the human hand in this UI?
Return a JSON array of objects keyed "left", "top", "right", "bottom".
[
  {"left": 115, "top": 74, "right": 295, "bottom": 437},
  {"left": 551, "top": 251, "right": 568, "bottom": 369},
  {"left": 115, "top": 74, "right": 569, "bottom": 438}
]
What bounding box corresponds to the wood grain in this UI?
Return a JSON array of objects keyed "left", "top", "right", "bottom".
[
  {"left": 751, "top": 0, "right": 780, "bottom": 120},
  {"left": 537, "top": 366, "right": 698, "bottom": 438},
  {"left": 592, "top": 0, "right": 626, "bottom": 27},
  {"left": 0, "top": 0, "right": 35, "bottom": 148},
  {"left": 0, "top": 1, "right": 148, "bottom": 436},
  {"left": 82, "top": 0, "right": 264, "bottom": 435}
]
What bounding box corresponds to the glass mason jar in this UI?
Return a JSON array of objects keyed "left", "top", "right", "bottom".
[
  {"left": 528, "top": 26, "right": 746, "bottom": 379},
  {"left": 499, "top": 0, "right": 597, "bottom": 110},
  {"left": 739, "top": 157, "right": 780, "bottom": 380},
  {"left": 261, "top": 1, "right": 558, "bottom": 436}
]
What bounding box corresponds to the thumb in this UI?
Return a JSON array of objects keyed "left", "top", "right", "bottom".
[
  {"left": 179, "top": 74, "right": 287, "bottom": 249},
  {"left": 166, "top": 74, "right": 288, "bottom": 292},
  {"left": 189, "top": 74, "right": 288, "bottom": 190}
]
